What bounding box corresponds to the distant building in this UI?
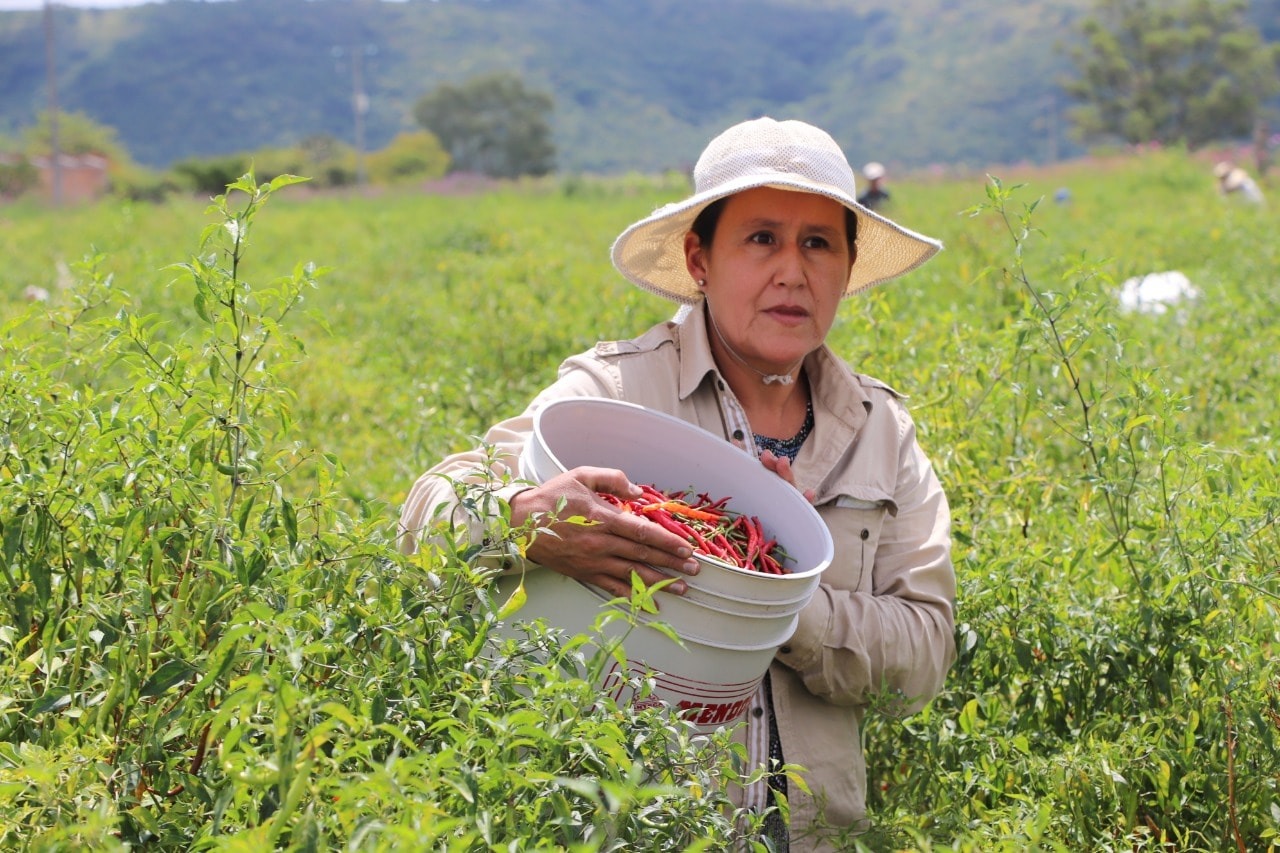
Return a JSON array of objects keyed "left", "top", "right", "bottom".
[{"left": 30, "top": 153, "right": 111, "bottom": 203}]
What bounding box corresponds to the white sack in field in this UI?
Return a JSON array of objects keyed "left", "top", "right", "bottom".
[{"left": 1118, "top": 271, "right": 1198, "bottom": 315}]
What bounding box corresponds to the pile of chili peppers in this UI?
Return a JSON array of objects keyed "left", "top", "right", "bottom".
[{"left": 599, "top": 483, "right": 791, "bottom": 575}]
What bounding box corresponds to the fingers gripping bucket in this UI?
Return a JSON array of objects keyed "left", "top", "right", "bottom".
[{"left": 493, "top": 397, "right": 834, "bottom": 732}]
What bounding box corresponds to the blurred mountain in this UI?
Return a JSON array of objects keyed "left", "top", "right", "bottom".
[{"left": 0, "top": 0, "right": 1273, "bottom": 173}]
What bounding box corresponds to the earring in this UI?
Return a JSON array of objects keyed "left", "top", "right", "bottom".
[{"left": 697, "top": 279, "right": 706, "bottom": 287}]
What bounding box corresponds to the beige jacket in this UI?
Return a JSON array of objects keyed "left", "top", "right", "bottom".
[{"left": 398, "top": 306, "right": 956, "bottom": 850}]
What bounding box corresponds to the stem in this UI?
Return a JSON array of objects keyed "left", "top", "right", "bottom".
[
  {"left": 990, "top": 187, "right": 1147, "bottom": 597},
  {"left": 224, "top": 204, "right": 247, "bottom": 524},
  {"left": 1223, "top": 694, "right": 1246, "bottom": 853}
]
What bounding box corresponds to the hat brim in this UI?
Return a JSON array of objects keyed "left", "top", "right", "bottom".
[{"left": 611, "top": 175, "right": 942, "bottom": 305}]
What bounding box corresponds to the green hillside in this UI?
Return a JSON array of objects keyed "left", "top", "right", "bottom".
[{"left": 0, "top": 0, "right": 1274, "bottom": 174}]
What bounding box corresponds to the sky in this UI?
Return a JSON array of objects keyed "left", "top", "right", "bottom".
[
  {"left": 0, "top": 0, "right": 406, "bottom": 7},
  {"left": 0, "top": 1, "right": 164, "bottom": 8}
]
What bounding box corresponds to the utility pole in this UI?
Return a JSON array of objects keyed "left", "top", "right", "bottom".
[
  {"left": 1044, "top": 93, "right": 1059, "bottom": 165},
  {"left": 43, "top": 0, "right": 62, "bottom": 206},
  {"left": 333, "top": 42, "right": 376, "bottom": 187},
  {"left": 1254, "top": 118, "right": 1271, "bottom": 178},
  {"left": 351, "top": 43, "right": 369, "bottom": 187}
]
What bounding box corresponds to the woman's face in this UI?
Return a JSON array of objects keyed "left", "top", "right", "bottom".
[{"left": 685, "top": 187, "right": 854, "bottom": 379}]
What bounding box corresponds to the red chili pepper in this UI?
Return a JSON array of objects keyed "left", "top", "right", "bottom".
[
  {"left": 642, "top": 506, "right": 680, "bottom": 532},
  {"left": 597, "top": 483, "right": 791, "bottom": 574},
  {"left": 648, "top": 507, "right": 716, "bottom": 554},
  {"left": 691, "top": 526, "right": 731, "bottom": 562},
  {"left": 708, "top": 532, "right": 738, "bottom": 568},
  {"left": 696, "top": 492, "right": 732, "bottom": 511},
  {"left": 638, "top": 484, "right": 671, "bottom": 503}
]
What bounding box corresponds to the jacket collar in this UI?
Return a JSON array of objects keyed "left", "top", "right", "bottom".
[{"left": 674, "top": 303, "right": 722, "bottom": 401}]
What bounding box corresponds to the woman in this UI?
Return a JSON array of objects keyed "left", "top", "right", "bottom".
[{"left": 399, "top": 117, "right": 957, "bottom": 850}]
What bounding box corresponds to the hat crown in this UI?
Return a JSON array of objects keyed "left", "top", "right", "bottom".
[{"left": 693, "top": 117, "right": 858, "bottom": 198}]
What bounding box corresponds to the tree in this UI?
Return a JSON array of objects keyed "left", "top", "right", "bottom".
[
  {"left": 413, "top": 71, "right": 555, "bottom": 179},
  {"left": 22, "top": 110, "right": 133, "bottom": 165},
  {"left": 365, "top": 131, "right": 450, "bottom": 185},
  {"left": 1063, "top": 0, "right": 1280, "bottom": 149}
]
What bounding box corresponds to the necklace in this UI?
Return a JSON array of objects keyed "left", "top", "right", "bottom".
[
  {"left": 706, "top": 306, "right": 804, "bottom": 386},
  {"left": 754, "top": 397, "right": 815, "bottom": 462}
]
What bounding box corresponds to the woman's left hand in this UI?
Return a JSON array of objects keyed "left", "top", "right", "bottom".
[{"left": 760, "top": 448, "right": 817, "bottom": 503}]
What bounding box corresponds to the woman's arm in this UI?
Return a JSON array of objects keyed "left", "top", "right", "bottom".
[
  {"left": 396, "top": 368, "right": 700, "bottom": 596},
  {"left": 776, "top": 411, "right": 957, "bottom": 714}
]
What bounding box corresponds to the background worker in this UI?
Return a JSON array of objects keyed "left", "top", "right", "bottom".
[{"left": 856, "top": 161, "right": 890, "bottom": 210}]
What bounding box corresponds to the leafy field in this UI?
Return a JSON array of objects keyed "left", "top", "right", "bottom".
[{"left": 1, "top": 153, "right": 1277, "bottom": 850}]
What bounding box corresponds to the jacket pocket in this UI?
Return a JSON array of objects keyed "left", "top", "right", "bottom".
[{"left": 819, "top": 496, "right": 889, "bottom": 593}]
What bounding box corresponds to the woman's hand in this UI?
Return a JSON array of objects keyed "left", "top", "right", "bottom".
[
  {"left": 759, "top": 449, "right": 817, "bottom": 503},
  {"left": 509, "top": 466, "right": 701, "bottom": 599}
]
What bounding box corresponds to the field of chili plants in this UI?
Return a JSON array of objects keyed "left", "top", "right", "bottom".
[{"left": 0, "top": 150, "right": 1277, "bottom": 851}]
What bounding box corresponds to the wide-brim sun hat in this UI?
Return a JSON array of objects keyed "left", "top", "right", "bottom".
[
  {"left": 862, "top": 161, "right": 886, "bottom": 181},
  {"left": 611, "top": 117, "right": 942, "bottom": 305}
]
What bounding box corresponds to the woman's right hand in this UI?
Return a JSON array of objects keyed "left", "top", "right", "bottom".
[
  {"left": 509, "top": 466, "right": 701, "bottom": 599},
  {"left": 759, "top": 448, "right": 818, "bottom": 503}
]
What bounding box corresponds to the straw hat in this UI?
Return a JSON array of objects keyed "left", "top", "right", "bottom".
[
  {"left": 610, "top": 117, "right": 942, "bottom": 305},
  {"left": 862, "top": 161, "right": 886, "bottom": 181}
]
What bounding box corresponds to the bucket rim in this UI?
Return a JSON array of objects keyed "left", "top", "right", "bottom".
[
  {"left": 651, "top": 564, "right": 817, "bottom": 608},
  {"left": 529, "top": 395, "right": 836, "bottom": 572},
  {"left": 694, "top": 551, "right": 828, "bottom": 582}
]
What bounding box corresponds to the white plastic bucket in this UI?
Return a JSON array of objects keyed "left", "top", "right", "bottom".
[{"left": 499, "top": 396, "right": 834, "bottom": 729}]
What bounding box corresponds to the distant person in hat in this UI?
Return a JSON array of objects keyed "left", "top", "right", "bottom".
[
  {"left": 856, "top": 161, "right": 890, "bottom": 210},
  {"left": 399, "top": 117, "right": 956, "bottom": 851},
  {"left": 1214, "top": 160, "right": 1265, "bottom": 204}
]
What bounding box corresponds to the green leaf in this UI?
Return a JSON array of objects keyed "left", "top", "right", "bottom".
[
  {"left": 30, "top": 689, "right": 72, "bottom": 715},
  {"left": 192, "top": 622, "right": 254, "bottom": 697},
  {"left": 194, "top": 288, "right": 211, "bottom": 322},
  {"left": 139, "top": 659, "right": 195, "bottom": 698},
  {"left": 281, "top": 498, "right": 298, "bottom": 548},
  {"left": 958, "top": 698, "right": 980, "bottom": 735},
  {"left": 267, "top": 173, "right": 311, "bottom": 191},
  {"left": 1122, "top": 414, "right": 1155, "bottom": 433},
  {"left": 496, "top": 580, "right": 527, "bottom": 620},
  {"left": 178, "top": 410, "right": 206, "bottom": 440},
  {"left": 235, "top": 492, "right": 257, "bottom": 535},
  {"left": 28, "top": 547, "right": 52, "bottom": 608},
  {"left": 1, "top": 511, "right": 22, "bottom": 570}
]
